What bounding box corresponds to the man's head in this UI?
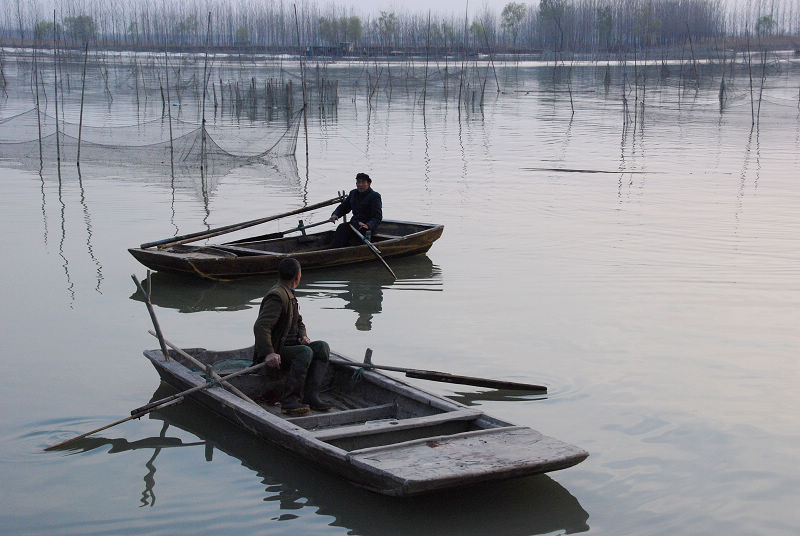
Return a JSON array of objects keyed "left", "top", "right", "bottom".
[
  {"left": 278, "top": 257, "right": 302, "bottom": 288},
  {"left": 355, "top": 172, "right": 371, "bottom": 193}
]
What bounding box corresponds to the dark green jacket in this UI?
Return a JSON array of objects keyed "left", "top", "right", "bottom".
[{"left": 252, "top": 282, "right": 307, "bottom": 364}]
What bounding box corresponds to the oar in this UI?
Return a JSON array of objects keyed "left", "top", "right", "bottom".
[
  {"left": 43, "top": 398, "right": 185, "bottom": 451},
  {"left": 133, "top": 273, "right": 259, "bottom": 406},
  {"left": 146, "top": 329, "right": 258, "bottom": 406},
  {"left": 348, "top": 223, "right": 397, "bottom": 279},
  {"left": 330, "top": 350, "right": 547, "bottom": 392},
  {"left": 44, "top": 360, "right": 268, "bottom": 451},
  {"left": 140, "top": 195, "right": 344, "bottom": 249}
]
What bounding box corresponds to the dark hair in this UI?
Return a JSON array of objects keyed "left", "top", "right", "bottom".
[
  {"left": 278, "top": 257, "right": 301, "bottom": 281},
  {"left": 355, "top": 172, "right": 371, "bottom": 184}
]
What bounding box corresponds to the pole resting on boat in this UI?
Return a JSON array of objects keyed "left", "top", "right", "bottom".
[
  {"left": 140, "top": 194, "right": 345, "bottom": 249},
  {"left": 331, "top": 349, "right": 548, "bottom": 393}
]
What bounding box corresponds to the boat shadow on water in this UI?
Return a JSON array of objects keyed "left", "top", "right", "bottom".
[
  {"left": 130, "top": 255, "right": 442, "bottom": 330},
  {"left": 61, "top": 383, "right": 589, "bottom": 535}
]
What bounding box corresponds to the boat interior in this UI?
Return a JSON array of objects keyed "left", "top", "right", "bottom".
[
  {"left": 159, "top": 346, "right": 502, "bottom": 453},
  {"left": 166, "top": 221, "right": 435, "bottom": 257}
]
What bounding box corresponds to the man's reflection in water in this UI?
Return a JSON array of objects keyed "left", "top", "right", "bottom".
[
  {"left": 131, "top": 255, "right": 442, "bottom": 331},
  {"left": 301, "top": 254, "right": 440, "bottom": 331},
  {"left": 344, "top": 278, "right": 383, "bottom": 331}
]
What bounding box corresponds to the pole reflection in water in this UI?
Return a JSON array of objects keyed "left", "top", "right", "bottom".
[
  {"left": 76, "top": 166, "right": 104, "bottom": 293},
  {"left": 130, "top": 255, "right": 442, "bottom": 331},
  {"left": 59, "top": 383, "right": 589, "bottom": 535}
]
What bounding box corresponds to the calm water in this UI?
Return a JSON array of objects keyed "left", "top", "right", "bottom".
[{"left": 1, "top": 55, "right": 799, "bottom": 534}]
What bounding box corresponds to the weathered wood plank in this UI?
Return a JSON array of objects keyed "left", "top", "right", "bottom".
[
  {"left": 347, "top": 427, "right": 589, "bottom": 494},
  {"left": 312, "top": 408, "right": 481, "bottom": 441},
  {"left": 287, "top": 403, "right": 397, "bottom": 430}
]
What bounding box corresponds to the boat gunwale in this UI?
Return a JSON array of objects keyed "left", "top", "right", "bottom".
[
  {"left": 128, "top": 220, "right": 443, "bottom": 278},
  {"left": 131, "top": 220, "right": 443, "bottom": 259}
]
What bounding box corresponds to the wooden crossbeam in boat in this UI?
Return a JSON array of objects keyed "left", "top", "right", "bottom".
[
  {"left": 207, "top": 244, "right": 267, "bottom": 256},
  {"left": 286, "top": 403, "right": 397, "bottom": 430},
  {"left": 311, "top": 408, "right": 482, "bottom": 442},
  {"left": 345, "top": 426, "right": 528, "bottom": 458}
]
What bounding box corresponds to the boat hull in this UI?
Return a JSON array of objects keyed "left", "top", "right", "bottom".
[
  {"left": 130, "top": 220, "right": 443, "bottom": 279},
  {"left": 143, "top": 345, "right": 588, "bottom": 496}
]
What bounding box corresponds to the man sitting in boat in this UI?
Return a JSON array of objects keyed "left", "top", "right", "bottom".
[
  {"left": 328, "top": 172, "right": 382, "bottom": 247},
  {"left": 253, "top": 258, "right": 332, "bottom": 416}
]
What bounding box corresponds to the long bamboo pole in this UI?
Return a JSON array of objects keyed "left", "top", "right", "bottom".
[
  {"left": 147, "top": 330, "right": 258, "bottom": 406},
  {"left": 44, "top": 360, "right": 267, "bottom": 451},
  {"left": 77, "top": 42, "right": 88, "bottom": 166},
  {"left": 200, "top": 11, "right": 211, "bottom": 169},
  {"left": 131, "top": 273, "right": 169, "bottom": 360},
  {"left": 52, "top": 11, "right": 60, "bottom": 165},
  {"left": 293, "top": 4, "right": 309, "bottom": 161},
  {"left": 139, "top": 195, "right": 343, "bottom": 249},
  {"left": 331, "top": 350, "right": 547, "bottom": 392},
  {"left": 164, "top": 46, "right": 175, "bottom": 177}
]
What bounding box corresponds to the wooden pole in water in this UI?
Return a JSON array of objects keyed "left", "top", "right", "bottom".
[
  {"left": 77, "top": 42, "right": 88, "bottom": 167},
  {"left": 293, "top": 4, "right": 309, "bottom": 161},
  {"left": 52, "top": 10, "right": 61, "bottom": 165},
  {"left": 131, "top": 273, "right": 169, "bottom": 360},
  {"left": 200, "top": 11, "right": 211, "bottom": 170},
  {"left": 423, "top": 11, "right": 431, "bottom": 112},
  {"left": 33, "top": 42, "right": 43, "bottom": 166},
  {"left": 164, "top": 46, "right": 175, "bottom": 176}
]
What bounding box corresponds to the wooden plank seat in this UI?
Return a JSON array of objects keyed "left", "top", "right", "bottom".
[
  {"left": 311, "top": 408, "right": 482, "bottom": 443},
  {"left": 286, "top": 403, "right": 397, "bottom": 430}
]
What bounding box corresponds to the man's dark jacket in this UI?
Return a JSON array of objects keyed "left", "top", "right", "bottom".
[
  {"left": 252, "top": 282, "right": 307, "bottom": 364},
  {"left": 332, "top": 188, "right": 382, "bottom": 232}
]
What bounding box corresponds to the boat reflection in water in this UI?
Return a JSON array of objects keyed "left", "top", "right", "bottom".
[
  {"left": 131, "top": 255, "right": 442, "bottom": 331},
  {"left": 61, "top": 384, "right": 589, "bottom": 535}
]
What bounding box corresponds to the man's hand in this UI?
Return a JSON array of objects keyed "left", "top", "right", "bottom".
[
  {"left": 299, "top": 336, "right": 311, "bottom": 345},
  {"left": 358, "top": 222, "right": 369, "bottom": 230},
  {"left": 329, "top": 215, "right": 339, "bottom": 223},
  {"left": 265, "top": 353, "right": 281, "bottom": 368}
]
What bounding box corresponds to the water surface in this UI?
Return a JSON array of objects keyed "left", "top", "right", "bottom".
[{"left": 1, "top": 56, "right": 798, "bottom": 535}]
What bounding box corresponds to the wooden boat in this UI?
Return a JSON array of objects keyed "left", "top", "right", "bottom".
[
  {"left": 129, "top": 220, "right": 443, "bottom": 279},
  {"left": 144, "top": 384, "right": 591, "bottom": 533},
  {"left": 143, "top": 345, "right": 588, "bottom": 496}
]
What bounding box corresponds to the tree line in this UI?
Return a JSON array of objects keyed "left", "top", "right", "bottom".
[{"left": 1, "top": 0, "right": 797, "bottom": 54}]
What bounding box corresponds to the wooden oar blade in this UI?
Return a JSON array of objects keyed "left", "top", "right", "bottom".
[
  {"left": 43, "top": 396, "right": 185, "bottom": 451},
  {"left": 404, "top": 370, "right": 547, "bottom": 392}
]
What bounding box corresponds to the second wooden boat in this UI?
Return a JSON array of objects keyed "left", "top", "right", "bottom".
[{"left": 129, "top": 220, "right": 443, "bottom": 279}]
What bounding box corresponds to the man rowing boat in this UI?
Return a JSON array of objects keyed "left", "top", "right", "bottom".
[{"left": 329, "top": 172, "right": 382, "bottom": 247}]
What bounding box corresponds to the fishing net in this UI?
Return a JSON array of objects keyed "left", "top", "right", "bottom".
[{"left": 0, "top": 107, "right": 301, "bottom": 169}]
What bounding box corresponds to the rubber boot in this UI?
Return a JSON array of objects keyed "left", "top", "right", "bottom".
[
  {"left": 281, "top": 362, "right": 310, "bottom": 416},
  {"left": 303, "top": 359, "right": 332, "bottom": 411}
]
